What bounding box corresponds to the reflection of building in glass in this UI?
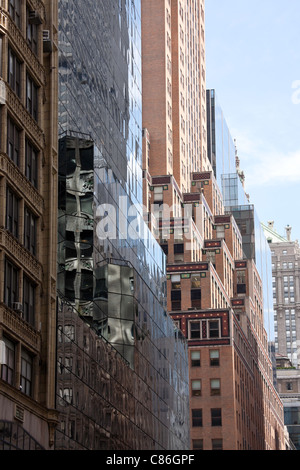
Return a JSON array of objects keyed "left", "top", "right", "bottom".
[
  {"left": 56, "top": 0, "right": 189, "bottom": 450},
  {"left": 207, "top": 89, "right": 236, "bottom": 188}
]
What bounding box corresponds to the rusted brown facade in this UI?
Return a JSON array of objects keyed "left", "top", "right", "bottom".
[{"left": 0, "top": 0, "right": 58, "bottom": 450}]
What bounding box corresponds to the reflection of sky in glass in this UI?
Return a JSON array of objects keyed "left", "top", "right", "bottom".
[
  {"left": 211, "top": 90, "right": 236, "bottom": 190},
  {"left": 209, "top": 92, "right": 275, "bottom": 346}
]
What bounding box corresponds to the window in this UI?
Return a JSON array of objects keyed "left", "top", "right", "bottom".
[
  {"left": 190, "top": 321, "right": 201, "bottom": 339},
  {"left": 25, "top": 139, "right": 38, "bottom": 188},
  {"left": 153, "top": 186, "right": 163, "bottom": 202},
  {"left": 174, "top": 243, "right": 184, "bottom": 254},
  {"left": 191, "top": 273, "right": 201, "bottom": 289},
  {"left": 216, "top": 225, "right": 225, "bottom": 239},
  {"left": 27, "top": 8, "right": 38, "bottom": 55},
  {"left": 26, "top": 74, "right": 38, "bottom": 120},
  {"left": 20, "top": 349, "right": 33, "bottom": 396},
  {"left": 212, "top": 439, "right": 223, "bottom": 450},
  {"left": 24, "top": 207, "right": 37, "bottom": 255},
  {"left": 210, "top": 349, "right": 220, "bottom": 366},
  {"left": 286, "top": 382, "right": 293, "bottom": 391},
  {"left": 208, "top": 320, "right": 220, "bottom": 338},
  {"left": 191, "top": 289, "right": 201, "bottom": 308},
  {"left": 192, "top": 409, "right": 202, "bottom": 427},
  {"left": 191, "top": 350, "right": 201, "bottom": 367},
  {"left": 8, "top": 46, "right": 21, "bottom": 97},
  {"left": 211, "top": 408, "right": 222, "bottom": 426},
  {"left": 171, "top": 289, "right": 181, "bottom": 311},
  {"left": 8, "top": 0, "right": 21, "bottom": 28},
  {"left": 210, "top": 379, "right": 221, "bottom": 396},
  {"left": 6, "top": 186, "right": 19, "bottom": 238},
  {"left": 0, "top": 337, "right": 15, "bottom": 386},
  {"left": 4, "top": 259, "right": 19, "bottom": 308},
  {"left": 192, "top": 439, "right": 203, "bottom": 450},
  {"left": 237, "top": 270, "right": 246, "bottom": 293},
  {"left": 171, "top": 274, "right": 181, "bottom": 290},
  {"left": 191, "top": 379, "right": 201, "bottom": 396},
  {"left": 7, "top": 115, "right": 20, "bottom": 166},
  {"left": 61, "top": 388, "right": 73, "bottom": 405},
  {"left": 23, "top": 276, "right": 36, "bottom": 325}
]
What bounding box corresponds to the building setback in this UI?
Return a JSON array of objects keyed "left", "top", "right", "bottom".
[
  {"left": 0, "top": 0, "right": 59, "bottom": 449},
  {"left": 141, "top": 0, "right": 285, "bottom": 449}
]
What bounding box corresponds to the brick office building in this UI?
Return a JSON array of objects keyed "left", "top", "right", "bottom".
[{"left": 141, "top": 0, "right": 285, "bottom": 449}]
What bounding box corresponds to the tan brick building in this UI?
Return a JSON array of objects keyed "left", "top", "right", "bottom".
[
  {"left": 141, "top": 0, "right": 285, "bottom": 450},
  {"left": 0, "top": 0, "right": 58, "bottom": 449}
]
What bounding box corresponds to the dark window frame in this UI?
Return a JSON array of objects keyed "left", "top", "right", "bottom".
[
  {"left": 25, "top": 138, "right": 39, "bottom": 188},
  {"left": 7, "top": 114, "right": 20, "bottom": 166},
  {"left": 0, "top": 336, "right": 15, "bottom": 386},
  {"left": 26, "top": 73, "right": 38, "bottom": 121},
  {"left": 8, "top": 46, "right": 21, "bottom": 98},
  {"left": 6, "top": 186, "right": 19, "bottom": 239},
  {"left": 192, "top": 409, "right": 203, "bottom": 427},
  {"left": 23, "top": 275, "right": 36, "bottom": 325},
  {"left": 20, "top": 349, "right": 33, "bottom": 396},
  {"left": 4, "top": 258, "right": 19, "bottom": 308},
  {"left": 8, "top": 0, "right": 21, "bottom": 29},
  {"left": 24, "top": 206, "right": 37, "bottom": 255}
]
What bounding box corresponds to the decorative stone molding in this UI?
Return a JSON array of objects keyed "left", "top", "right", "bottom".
[
  {"left": 0, "top": 7, "right": 8, "bottom": 33},
  {"left": 0, "top": 152, "right": 44, "bottom": 215},
  {"left": 0, "top": 302, "right": 41, "bottom": 352},
  {"left": 5, "top": 16, "right": 45, "bottom": 86},
  {"left": 0, "top": 228, "right": 42, "bottom": 281},
  {"left": 6, "top": 87, "right": 45, "bottom": 149}
]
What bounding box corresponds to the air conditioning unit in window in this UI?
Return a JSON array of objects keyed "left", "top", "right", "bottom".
[
  {"left": 43, "top": 30, "right": 53, "bottom": 53},
  {"left": 29, "top": 10, "right": 43, "bottom": 25},
  {"left": 13, "top": 302, "right": 23, "bottom": 313}
]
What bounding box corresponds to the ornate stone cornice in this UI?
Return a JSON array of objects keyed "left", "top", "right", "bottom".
[
  {"left": 0, "top": 152, "right": 44, "bottom": 215},
  {"left": 6, "top": 86, "right": 45, "bottom": 149},
  {"left": 0, "top": 302, "right": 41, "bottom": 352},
  {"left": 0, "top": 228, "right": 42, "bottom": 281}
]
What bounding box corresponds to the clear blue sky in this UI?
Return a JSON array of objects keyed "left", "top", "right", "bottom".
[{"left": 205, "top": 0, "right": 300, "bottom": 242}]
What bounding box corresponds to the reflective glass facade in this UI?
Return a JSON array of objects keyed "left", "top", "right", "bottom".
[
  {"left": 57, "top": 0, "right": 189, "bottom": 450},
  {"left": 225, "top": 205, "right": 274, "bottom": 342},
  {"left": 206, "top": 89, "right": 236, "bottom": 190},
  {"left": 207, "top": 89, "right": 274, "bottom": 344}
]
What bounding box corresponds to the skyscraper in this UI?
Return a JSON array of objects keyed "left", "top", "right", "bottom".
[
  {"left": 56, "top": 0, "right": 190, "bottom": 450},
  {"left": 141, "top": 1, "right": 285, "bottom": 449},
  {"left": 263, "top": 222, "right": 300, "bottom": 367},
  {"left": 0, "top": 0, "right": 59, "bottom": 450},
  {"left": 142, "top": 0, "right": 209, "bottom": 196}
]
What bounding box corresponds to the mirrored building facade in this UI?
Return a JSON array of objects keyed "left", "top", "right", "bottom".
[{"left": 56, "top": 0, "right": 189, "bottom": 450}]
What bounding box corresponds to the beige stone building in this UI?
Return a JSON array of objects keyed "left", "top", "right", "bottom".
[{"left": 0, "top": 0, "right": 58, "bottom": 449}]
